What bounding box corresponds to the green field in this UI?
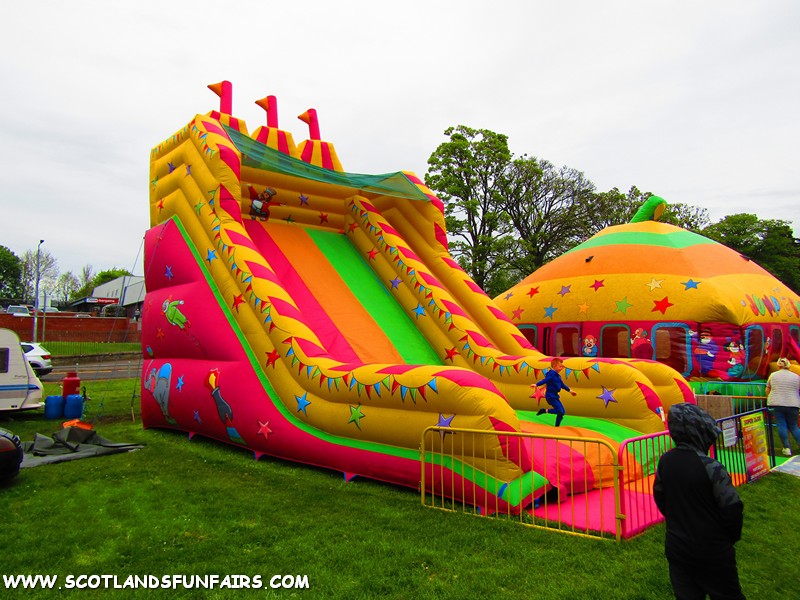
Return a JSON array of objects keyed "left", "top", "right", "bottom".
[{"left": 1, "top": 378, "right": 798, "bottom": 599}]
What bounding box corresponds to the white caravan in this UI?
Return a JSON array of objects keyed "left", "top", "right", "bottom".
[{"left": 0, "top": 328, "right": 43, "bottom": 411}]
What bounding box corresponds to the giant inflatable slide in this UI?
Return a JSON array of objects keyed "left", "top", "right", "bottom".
[{"left": 142, "top": 82, "right": 694, "bottom": 513}]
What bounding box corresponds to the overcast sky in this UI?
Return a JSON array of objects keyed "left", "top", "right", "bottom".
[{"left": 2, "top": 1, "right": 798, "bottom": 279}]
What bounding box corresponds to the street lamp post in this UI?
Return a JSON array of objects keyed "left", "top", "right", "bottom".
[{"left": 32, "top": 239, "right": 44, "bottom": 343}]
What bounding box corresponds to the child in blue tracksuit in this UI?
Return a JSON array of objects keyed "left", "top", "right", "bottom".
[{"left": 535, "top": 358, "right": 576, "bottom": 427}]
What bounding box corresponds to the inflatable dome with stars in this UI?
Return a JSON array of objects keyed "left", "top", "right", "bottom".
[{"left": 495, "top": 197, "right": 800, "bottom": 382}]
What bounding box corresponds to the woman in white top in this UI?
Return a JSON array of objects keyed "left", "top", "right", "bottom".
[{"left": 765, "top": 357, "right": 800, "bottom": 456}]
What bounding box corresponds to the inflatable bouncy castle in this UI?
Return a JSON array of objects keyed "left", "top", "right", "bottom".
[
  {"left": 496, "top": 197, "right": 800, "bottom": 384},
  {"left": 142, "top": 82, "right": 694, "bottom": 514}
]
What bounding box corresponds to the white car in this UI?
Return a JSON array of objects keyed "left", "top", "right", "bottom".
[
  {"left": 21, "top": 342, "right": 53, "bottom": 377},
  {"left": 5, "top": 305, "right": 30, "bottom": 316}
]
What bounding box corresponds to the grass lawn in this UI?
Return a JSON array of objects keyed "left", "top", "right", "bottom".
[{"left": 1, "top": 378, "right": 799, "bottom": 599}]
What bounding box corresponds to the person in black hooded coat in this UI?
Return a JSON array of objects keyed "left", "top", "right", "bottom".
[{"left": 653, "top": 403, "right": 745, "bottom": 600}]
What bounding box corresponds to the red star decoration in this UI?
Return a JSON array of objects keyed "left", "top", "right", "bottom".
[
  {"left": 157, "top": 198, "right": 165, "bottom": 211},
  {"left": 348, "top": 222, "right": 358, "bottom": 233},
  {"left": 529, "top": 385, "right": 546, "bottom": 403},
  {"left": 156, "top": 327, "right": 165, "bottom": 340},
  {"left": 232, "top": 294, "right": 245, "bottom": 311},
  {"left": 590, "top": 279, "right": 605, "bottom": 291},
  {"left": 319, "top": 212, "right": 328, "bottom": 224},
  {"left": 265, "top": 349, "right": 280, "bottom": 368},
  {"left": 368, "top": 248, "right": 378, "bottom": 260},
  {"left": 652, "top": 296, "right": 674, "bottom": 314},
  {"left": 257, "top": 420, "right": 272, "bottom": 439},
  {"left": 527, "top": 286, "right": 540, "bottom": 298},
  {"left": 511, "top": 307, "right": 524, "bottom": 320},
  {"left": 444, "top": 347, "right": 459, "bottom": 361}
]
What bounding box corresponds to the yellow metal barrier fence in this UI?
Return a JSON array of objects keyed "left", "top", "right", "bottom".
[{"left": 420, "top": 426, "right": 624, "bottom": 541}]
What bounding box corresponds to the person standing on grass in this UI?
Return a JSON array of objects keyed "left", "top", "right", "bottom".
[
  {"left": 535, "top": 357, "right": 576, "bottom": 427},
  {"left": 765, "top": 357, "right": 800, "bottom": 457},
  {"left": 653, "top": 403, "right": 745, "bottom": 600}
]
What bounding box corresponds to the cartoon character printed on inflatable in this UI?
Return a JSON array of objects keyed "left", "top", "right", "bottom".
[
  {"left": 205, "top": 368, "right": 245, "bottom": 445},
  {"left": 248, "top": 186, "right": 280, "bottom": 221},
  {"left": 691, "top": 328, "right": 718, "bottom": 375},
  {"left": 162, "top": 298, "right": 191, "bottom": 331},
  {"left": 631, "top": 328, "right": 654, "bottom": 359},
  {"left": 725, "top": 339, "right": 745, "bottom": 379},
  {"left": 145, "top": 363, "right": 176, "bottom": 424},
  {"left": 582, "top": 334, "right": 599, "bottom": 357}
]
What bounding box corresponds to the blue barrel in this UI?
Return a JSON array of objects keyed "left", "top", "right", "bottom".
[
  {"left": 64, "top": 394, "right": 84, "bottom": 419},
  {"left": 44, "top": 395, "right": 65, "bottom": 419}
]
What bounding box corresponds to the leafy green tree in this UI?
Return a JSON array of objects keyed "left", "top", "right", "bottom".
[
  {"left": 500, "top": 156, "right": 597, "bottom": 278},
  {"left": 586, "top": 186, "right": 648, "bottom": 232},
  {"left": 702, "top": 214, "right": 800, "bottom": 292},
  {"left": 425, "top": 125, "right": 515, "bottom": 296},
  {"left": 0, "top": 245, "right": 23, "bottom": 298},
  {"left": 661, "top": 202, "right": 710, "bottom": 232}
]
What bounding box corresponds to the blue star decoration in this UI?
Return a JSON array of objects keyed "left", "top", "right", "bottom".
[
  {"left": 597, "top": 387, "right": 617, "bottom": 407},
  {"left": 682, "top": 279, "right": 701, "bottom": 290},
  {"left": 176, "top": 375, "right": 185, "bottom": 391},
  {"left": 437, "top": 414, "right": 455, "bottom": 439},
  {"left": 544, "top": 304, "right": 558, "bottom": 319},
  {"left": 299, "top": 193, "right": 309, "bottom": 206},
  {"left": 413, "top": 303, "right": 426, "bottom": 318},
  {"left": 348, "top": 404, "right": 365, "bottom": 429},
  {"left": 165, "top": 265, "right": 174, "bottom": 280},
  {"left": 295, "top": 392, "right": 311, "bottom": 415},
  {"left": 504, "top": 292, "right": 513, "bottom": 300},
  {"left": 558, "top": 285, "right": 571, "bottom": 297},
  {"left": 389, "top": 277, "right": 402, "bottom": 289},
  {"left": 206, "top": 249, "right": 217, "bottom": 263},
  {"left": 193, "top": 410, "right": 202, "bottom": 424}
]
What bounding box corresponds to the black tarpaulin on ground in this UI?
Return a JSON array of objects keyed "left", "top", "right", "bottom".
[{"left": 20, "top": 427, "right": 144, "bottom": 468}]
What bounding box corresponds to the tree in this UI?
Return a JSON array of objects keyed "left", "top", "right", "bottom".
[
  {"left": 702, "top": 214, "right": 800, "bottom": 293},
  {"left": 661, "top": 202, "right": 710, "bottom": 232},
  {"left": 55, "top": 272, "right": 80, "bottom": 304},
  {"left": 500, "top": 156, "right": 597, "bottom": 278},
  {"left": 0, "top": 245, "right": 23, "bottom": 299},
  {"left": 586, "top": 186, "right": 648, "bottom": 233},
  {"left": 20, "top": 248, "right": 59, "bottom": 303},
  {"left": 425, "top": 125, "right": 515, "bottom": 296}
]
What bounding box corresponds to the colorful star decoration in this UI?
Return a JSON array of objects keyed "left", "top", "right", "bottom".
[
  {"left": 389, "top": 277, "right": 402, "bottom": 289},
  {"left": 265, "top": 349, "right": 280, "bottom": 368},
  {"left": 413, "top": 303, "right": 426, "bottom": 318},
  {"left": 437, "top": 414, "right": 455, "bottom": 439},
  {"left": 527, "top": 286, "right": 540, "bottom": 298},
  {"left": 590, "top": 279, "right": 605, "bottom": 292},
  {"left": 368, "top": 248, "right": 378, "bottom": 260},
  {"left": 444, "top": 347, "right": 460, "bottom": 361},
  {"left": 348, "top": 404, "right": 365, "bottom": 429},
  {"left": 646, "top": 278, "right": 664, "bottom": 292},
  {"left": 257, "top": 420, "right": 272, "bottom": 439},
  {"left": 614, "top": 297, "right": 633, "bottom": 314},
  {"left": 511, "top": 307, "right": 525, "bottom": 320},
  {"left": 165, "top": 265, "right": 174, "bottom": 280},
  {"left": 299, "top": 193, "right": 309, "bottom": 205},
  {"left": 652, "top": 296, "right": 674, "bottom": 314},
  {"left": 597, "top": 387, "right": 617, "bottom": 407},
  {"left": 176, "top": 375, "right": 185, "bottom": 391},
  {"left": 682, "top": 279, "right": 700, "bottom": 290},
  {"left": 206, "top": 249, "right": 217, "bottom": 263},
  {"left": 558, "top": 285, "right": 571, "bottom": 297},
  {"left": 530, "top": 385, "right": 546, "bottom": 403},
  {"left": 504, "top": 292, "right": 514, "bottom": 301},
  {"left": 295, "top": 392, "right": 311, "bottom": 415},
  {"left": 543, "top": 304, "right": 558, "bottom": 319},
  {"left": 578, "top": 302, "right": 590, "bottom": 314},
  {"left": 232, "top": 294, "right": 246, "bottom": 311}
]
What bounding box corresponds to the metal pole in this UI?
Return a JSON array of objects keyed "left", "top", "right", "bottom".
[{"left": 32, "top": 239, "right": 44, "bottom": 343}]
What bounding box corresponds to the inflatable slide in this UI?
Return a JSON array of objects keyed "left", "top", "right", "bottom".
[{"left": 142, "top": 82, "right": 694, "bottom": 512}]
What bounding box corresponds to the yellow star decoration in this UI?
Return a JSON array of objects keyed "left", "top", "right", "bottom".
[
  {"left": 646, "top": 278, "right": 664, "bottom": 292},
  {"left": 578, "top": 302, "right": 590, "bottom": 314}
]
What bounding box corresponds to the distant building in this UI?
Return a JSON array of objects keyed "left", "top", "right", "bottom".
[{"left": 70, "top": 276, "right": 145, "bottom": 317}]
